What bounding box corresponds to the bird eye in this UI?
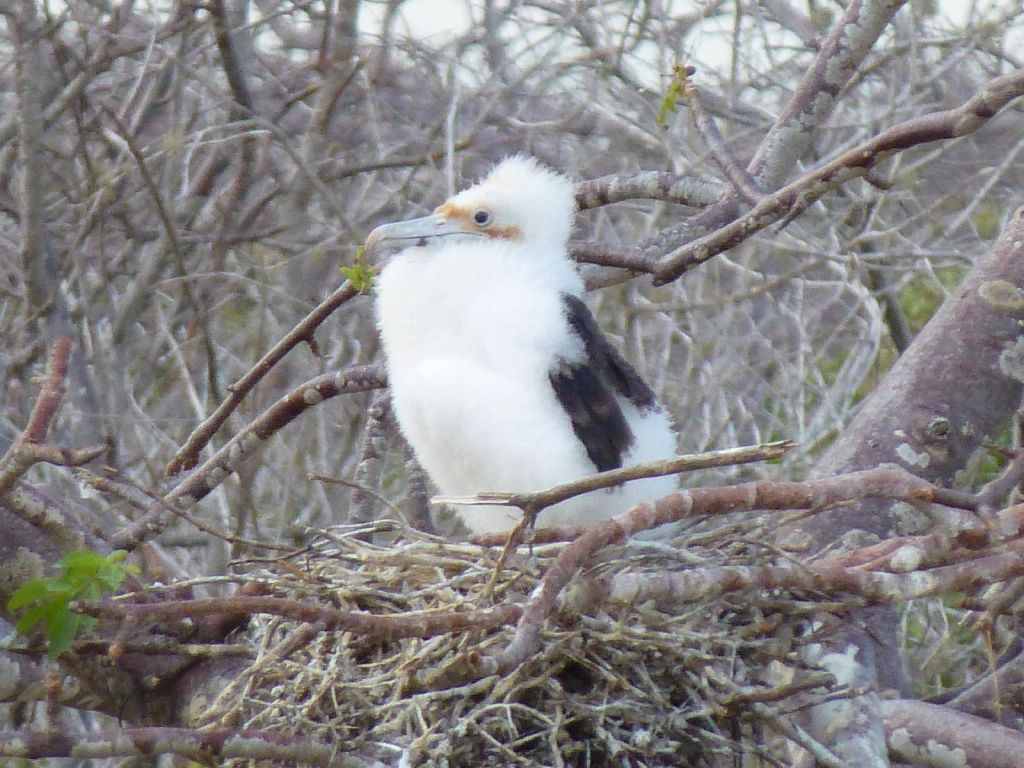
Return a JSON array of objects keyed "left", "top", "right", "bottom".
[{"left": 472, "top": 209, "right": 492, "bottom": 227}]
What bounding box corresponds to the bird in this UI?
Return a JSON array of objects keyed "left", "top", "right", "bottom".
[{"left": 365, "top": 155, "right": 677, "bottom": 534}]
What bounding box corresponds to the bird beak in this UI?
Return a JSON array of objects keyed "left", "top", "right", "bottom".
[{"left": 364, "top": 213, "right": 481, "bottom": 256}]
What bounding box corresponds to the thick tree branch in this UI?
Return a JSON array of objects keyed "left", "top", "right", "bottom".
[
  {"left": 882, "top": 698, "right": 1024, "bottom": 768},
  {"left": 749, "top": 0, "right": 909, "bottom": 187},
  {"left": 774, "top": 200, "right": 1024, "bottom": 763},
  {"left": 460, "top": 440, "right": 795, "bottom": 545},
  {"left": 579, "top": 542, "right": 1024, "bottom": 609}
]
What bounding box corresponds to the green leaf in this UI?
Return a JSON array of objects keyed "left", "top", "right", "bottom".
[
  {"left": 60, "top": 549, "right": 108, "bottom": 575},
  {"left": 106, "top": 550, "right": 128, "bottom": 565},
  {"left": 46, "top": 609, "right": 81, "bottom": 657},
  {"left": 14, "top": 603, "right": 50, "bottom": 635},
  {"left": 7, "top": 548, "right": 135, "bottom": 656},
  {"left": 656, "top": 64, "right": 691, "bottom": 129},
  {"left": 97, "top": 553, "right": 135, "bottom": 590},
  {"left": 341, "top": 246, "right": 376, "bottom": 294},
  {"left": 8, "top": 578, "right": 54, "bottom": 611},
  {"left": 96, "top": 573, "right": 119, "bottom": 591}
]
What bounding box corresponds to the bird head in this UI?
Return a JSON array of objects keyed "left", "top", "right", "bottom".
[{"left": 365, "top": 156, "right": 576, "bottom": 257}]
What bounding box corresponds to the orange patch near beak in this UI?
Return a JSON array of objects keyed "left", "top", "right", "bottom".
[
  {"left": 434, "top": 201, "right": 462, "bottom": 218},
  {"left": 434, "top": 202, "right": 520, "bottom": 240}
]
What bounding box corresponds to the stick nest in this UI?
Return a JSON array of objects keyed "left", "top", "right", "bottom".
[{"left": 208, "top": 517, "right": 837, "bottom": 767}]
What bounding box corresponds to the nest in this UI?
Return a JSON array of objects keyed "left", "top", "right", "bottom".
[{"left": 202, "top": 516, "right": 844, "bottom": 767}]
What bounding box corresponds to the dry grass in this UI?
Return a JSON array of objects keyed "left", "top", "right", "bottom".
[{"left": 200, "top": 517, "right": 848, "bottom": 767}]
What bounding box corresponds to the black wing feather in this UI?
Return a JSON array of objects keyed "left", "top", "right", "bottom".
[{"left": 548, "top": 294, "right": 658, "bottom": 472}]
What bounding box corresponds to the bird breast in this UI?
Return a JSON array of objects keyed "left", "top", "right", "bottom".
[
  {"left": 374, "top": 241, "right": 598, "bottom": 510},
  {"left": 375, "top": 239, "right": 584, "bottom": 378}
]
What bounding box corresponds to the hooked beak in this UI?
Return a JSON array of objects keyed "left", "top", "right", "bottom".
[{"left": 364, "top": 213, "right": 482, "bottom": 256}]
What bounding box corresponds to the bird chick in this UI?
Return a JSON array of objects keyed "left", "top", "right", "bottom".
[{"left": 367, "top": 156, "right": 677, "bottom": 534}]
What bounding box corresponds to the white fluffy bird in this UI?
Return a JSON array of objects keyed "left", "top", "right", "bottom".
[{"left": 367, "top": 156, "right": 677, "bottom": 534}]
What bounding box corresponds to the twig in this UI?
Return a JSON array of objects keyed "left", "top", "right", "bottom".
[
  {"left": 74, "top": 595, "right": 521, "bottom": 641},
  {"left": 69, "top": 638, "right": 253, "bottom": 658},
  {"left": 208, "top": 0, "right": 253, "bottom": 113},
  {"left": 0, "top": 13, "right": 194, "bottom": 150},
  {"left": 204, "top": 0, "right": 260, "bottom": 289},
  {"left": 751, "top": 701, "right": 844, "bottom": 768},
  {"left": 940, "top": 638, "right": 1024, "bottom": 717},
  {"left": 0, "top": 337, "right": 74, "bottom": 497},
  {"left": 0, "top": 726, "right": 366, "bottom": 767},
  {"left": 757, "top": 0, "right": 821, "bottom": 49},
  {"left": 197, "top": 620, "right": 325, "bottom": 729},
  {"left": 444, "top": 440, "right": 795, "bottom": 515},
  {"left": 115, "top": 364, "right": 386, "bottom": 550},
  {"left": 165, "top": 281, "right": 361, "bottom": 475},
  {"left": 683, "top": 75, "right": 763, "bottom": 206},
  {"left": 79, "top": 469, "right": 293, "bottom": 553},
  {"left": 976, "top": 447, "right": 1024, "bottom": 516},
  {"left": 348, "top": 390, "right": 394, "bottom": 525},
  {"left": 308, "top": 472, "right": 400, "bottom": 518},
  {"left": 653, "top": 68, "right": 1024, "bottom": 284},
  {"left": 100, "top": 107, "right": 185, "bottom": 286},
  {"left": 101, "top": 105, "right": 228, "bottom": 404},
  {"left": 323, "top": 138, "right": 474, "bottom": 182},
  {"left": 473, "top": 467, "right": 939, "bottom": 674}
]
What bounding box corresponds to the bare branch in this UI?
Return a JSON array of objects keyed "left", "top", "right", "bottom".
[
  {"left": 0, "top": 336, "right": 72, "bottom": 496},
  {"left": 749, "top": 0, "right": 909, "bottom": 187},
  {"left": 757, "top": 0, "right": 822, "bottom": 49},
  {"left": 655, "top": 69, "right": 1024, "bottom": 282},
  {"left": 76, "top": 595, "right": 521, "bottom": 641},
  {"left": 0, "top": 726, "right": 369, "bottom": 767},
  {"left": 582, "top": 542, "right": 1024, "bottom": 608},
  {"left": 166, "top": 282, "right": 361, "bottom": 475},
  {"left": 683, "top": 75, "right": 763, "bottom": 206},
  {"left": 452, "top": 440, "right": 795, "bottom": 530},
  {"left": 8, "top": 0, "right": 48, "bottom": 315},
  {"left": 348, "top": 390, "right": 394, "bottom": 525},
  {"left": 475, "top": 467, "right": 939, "bottom": 674},
  {"left": 882, "top": 698, "right": 1024, "bottom": 768},
  {"left": 574, "top": 171, "right": 724, "bottom": 210},
  {"left": 115, "top": 364, "right": 386, "bottom": 550},
  {"left": 208, "top": 0, "right": 254, "bottom": 114}
]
